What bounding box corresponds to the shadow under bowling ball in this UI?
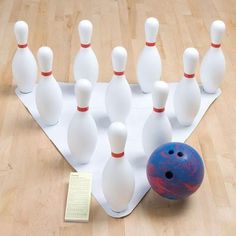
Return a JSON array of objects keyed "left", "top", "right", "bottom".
[{"left": 142, "top": 189, "right": 190, "bottom": 219}]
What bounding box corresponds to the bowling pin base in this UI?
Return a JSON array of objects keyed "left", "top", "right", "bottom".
[
  {"left": 75, "top": 160, "right": 90, "bottom": 165},
  {"left": 19, "top": 88, "right": 33, "bottom": 94},
  {"left": 67, "top": 154, "right": 96, "bottom": 166},
  {"left": 42, "top": 119, "right": 59, "bottom": 126},
  {"left": 203, "top": 87, "right": 219, "bottom": 94},
  {"left": 177, "top": 120, "right": 193, "bottom": 127},
  {"left": 110, "top": 206, "right": 128, "bottom": 213},
  {"left": 141, "top": 89, "right": 151, "bottom": 94}
]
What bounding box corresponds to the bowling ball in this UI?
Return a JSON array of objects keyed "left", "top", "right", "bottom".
[{"left": 146, "top": 142, "right": 204, "bottom": 200}]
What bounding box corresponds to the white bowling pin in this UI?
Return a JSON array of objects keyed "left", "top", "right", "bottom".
[
  {"left": 73, "top": 20, "right": 99, "bottom": 86},
  {"left": 137, "top": 17, "right": 162, "bottom": 93},
  {"left": 12, "top": 21, "right": 37, "bottom": 93},
  {"left": 200, "top": 20, "right": 226, "bottom": 93},
  {"left": 142, "top": 81, "right": 172, "bottom": 157},
  {"left": 102, "top": 122, "right": 135, "bottom": 212},
  {"left": 35, "top": 46, "right": 63, "bottom": 125},
  {"left": 174, "top": 48, "right": 201, "bottom": 126},
  {"left": 67, "top": 79, "right": 98, "bottom": 164},
  {"left": 105, "top": 46, "right": 132, "bottom": 123}
]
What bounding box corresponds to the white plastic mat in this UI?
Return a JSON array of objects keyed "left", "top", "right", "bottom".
[{"left": 16, "top": 82, "right": 221, "bottom": 218}]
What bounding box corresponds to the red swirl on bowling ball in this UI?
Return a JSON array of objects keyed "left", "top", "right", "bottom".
[{"left": 146, "top": 142, "right": 204, "bottom": 200}]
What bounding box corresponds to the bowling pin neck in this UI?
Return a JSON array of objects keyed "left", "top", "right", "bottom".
[
  {"left": 79, "top": 20, "right": 93, "bottom": 46},
  {"left": 183, "top": 48, "right": 199, "bottom": 76},
  {"left": 211, "top": 42, "right": 221, "bottom": 48},
  {"left": 80, "top": 43, "right": 91, "bottom": 49},
  {"left": 17, "top": 43, "right": 28, "bottom": 49},
  {"left": 75, "top": 79, "right": 92, "bottom": 110},
  {"left": 183, "top": 73, "right": 195, "bottom": 79},
  {"left": 14, "top": 21, "right": 28, "bottom": 46},
  {"left": 145, "top": 17, "right": 159, "bottom": 46},
  {"left": 113, "top": 70, "right": 125, "bottom": 77},
  {"left": 111, "top": 151, "right": 125, "bottom": 158},
  {"left": 153, "top": 107, "right": 165, "bottom": 113},
  {"left": 77, "top": 106, "right": 89, "bottom": 112},
  {"left": 112, "top": 46, "right": 127, "bottom": 75},
  {"left": 108, "top": 122, "right": 127, "bottom": 158},
  {"left": 145, "top": 42, "right": 156, "bottom": 47},
  {"left": 41, "top": 71, "right": 53, "bottom": 77},
  {"left": 210, "top": 20, "right": 225, "bottom": 47},
  {"left": 37, "top": 47, "right": 53, "bottom": 75},
  {"left": 152, "top": 81, "right": 169, "bottom": 110}
]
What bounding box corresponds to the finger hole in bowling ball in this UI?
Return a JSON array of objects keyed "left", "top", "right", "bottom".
[
  {"left": 168, "top": 150, "right": 174, "bottom": 155},
  {"left": 165, "top": 171, "right": 173, "bottom": 179},
  {"left": 177, "top": 152, "right": 184, "bottom": 157}
]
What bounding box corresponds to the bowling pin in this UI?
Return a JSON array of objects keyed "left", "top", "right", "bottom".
[
  {"left": 174, "top": 48, "right": 201, "bottom": 126},
  {"left": 105, "top": 46, "right": 132, "bottom": 123},
  {"left": 12, "top": 21, "right": 37, "bottom": 93},
  {"left": 142, "top": 81, "right": 172, "bottom": 157},
  {"left": 137, "top": 17, "right": 162, "bottom": 93},
  {"left": 67, "top": 79, "right": 98, "bottom": 164},
  {"left": 200, "top": 20, "right": 226, "bottom": 93},
  {"left": 73, "top": 20, "right": 99, "bottom": 86},
  {"left": 102, "top": 122, "right": 135, "bottom": 212},
  {"left": 35, "top": 46, "right": 63, "bottom": 125}
]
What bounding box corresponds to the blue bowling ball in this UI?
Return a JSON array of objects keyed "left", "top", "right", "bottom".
[{"left": 146, "top": 142, "right": 204, "bottom": 200}]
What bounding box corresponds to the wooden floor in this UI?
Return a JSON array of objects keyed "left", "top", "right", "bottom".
[{"left": 0, "top": 0, "right": 236, "bottom": 235}]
